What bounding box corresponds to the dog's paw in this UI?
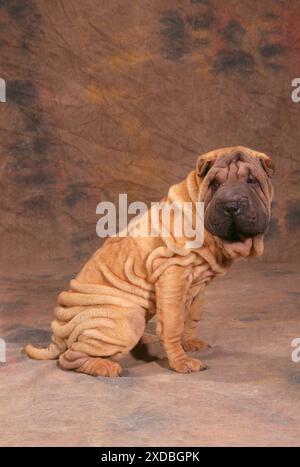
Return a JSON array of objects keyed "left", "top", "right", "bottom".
[
  {"left": 170, "top": 357, "right": 207, "bottom": 374},
  {"left": 182, "top": 339, "right": 211, "bottom": 352},
  {"left": 76, "top": 358, "right": 123, "bottom": 377}
]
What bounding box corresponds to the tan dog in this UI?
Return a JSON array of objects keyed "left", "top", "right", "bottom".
[{"left": 25, "top": 146, "right": 274, "bottom": 376}]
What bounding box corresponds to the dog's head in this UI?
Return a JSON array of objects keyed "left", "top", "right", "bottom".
[{"left": 196, "top": 146, "right": 274, "bottom": 257}]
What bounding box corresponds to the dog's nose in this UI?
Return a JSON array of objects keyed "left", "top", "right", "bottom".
[{"left": 224, "top": 200, "right": 241, "bottom": 216}]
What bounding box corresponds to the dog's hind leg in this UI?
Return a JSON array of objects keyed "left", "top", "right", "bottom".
[
  {"left": 59, "top": 349, "right": 122, "bottom": 377},
  {"left": 58, "top": 307, "right": 146, "bottom": 376}
]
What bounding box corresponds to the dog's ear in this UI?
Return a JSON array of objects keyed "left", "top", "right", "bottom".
[
  {"left": 196, "top": 155, "right": 214, "bottom": 178},
  {"left": 260, "top": 156, "right": 274, "bottom": 178}
]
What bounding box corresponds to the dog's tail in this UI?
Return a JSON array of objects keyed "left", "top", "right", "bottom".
[{"left": 24, "top": 335, "right": 66, "bottom": 360}]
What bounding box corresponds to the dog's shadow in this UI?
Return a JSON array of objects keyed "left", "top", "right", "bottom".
[
  {"left": 128, "top": 334, "right": 212, "bottom": 372},
  {"left": 129, "top": 337, "right": 162, "bottom": 365}
]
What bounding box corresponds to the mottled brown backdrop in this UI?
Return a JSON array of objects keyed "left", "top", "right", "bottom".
[{"left": 1, "top": 0, "right": 300, "bottom": 267}]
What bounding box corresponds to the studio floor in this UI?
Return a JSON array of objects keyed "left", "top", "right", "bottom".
[{"left": 1, "top": 259, "right": 300, "bottom": 447}]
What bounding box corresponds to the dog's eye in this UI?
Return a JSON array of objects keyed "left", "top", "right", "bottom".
[
  {"left": 247, "top": 174, "right": 258, "bottom": 184},
  {"left": 210, "top": 179, "right": 220, "bottom": 190}
]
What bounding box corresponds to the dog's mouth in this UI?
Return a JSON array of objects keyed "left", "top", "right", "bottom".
[
  {"left": 219, "top": 225, "right": 254, "bottom": 256},
  {"left": 223, "top": 225, "right": 246, "bottom": 243},
  {"left": 222, "top": 236, "right": 252, "bottom": 257},
  {"left": 205, "top": 211, "right": 266, "bottom": 257},
  {"left": 206, "top": 222, "right": 254, "bottom": 256}
]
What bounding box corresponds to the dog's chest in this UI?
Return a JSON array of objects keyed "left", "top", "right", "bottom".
[
  {"left": 185, "top": 262, "right": 214, "bottom": 304},
  {"left": 190, "top": 262, "right": 214, "bottom": 286}
]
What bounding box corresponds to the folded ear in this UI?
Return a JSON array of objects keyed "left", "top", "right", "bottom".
[
  {"left": 196, "top": 156, "right": 214, "bottom": 178},
  {"left": 260, "top": 156, "right": 275, "bottom": 178}
]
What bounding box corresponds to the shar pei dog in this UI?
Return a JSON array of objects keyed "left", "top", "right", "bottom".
[{"left": 25, "top": 146, "right": 274, "bottom": 376}]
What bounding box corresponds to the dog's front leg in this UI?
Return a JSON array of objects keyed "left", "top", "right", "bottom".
[
  {"left": 182, "top": 288, "right": 211, "bottom": 352},
  {"left": 155, "top": 265, "right": 207, "bottom": 373}
]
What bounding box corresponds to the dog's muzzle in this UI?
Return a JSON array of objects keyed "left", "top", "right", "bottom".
[{"left": 205, "top": 187, "right": 269, "bottom": 242}]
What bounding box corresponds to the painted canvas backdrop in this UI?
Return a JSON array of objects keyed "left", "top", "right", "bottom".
[{"left": 1, "top": 0, "right": 300, "bottom": 266}]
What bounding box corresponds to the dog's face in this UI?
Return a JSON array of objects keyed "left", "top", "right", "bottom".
[{"left": 197, "top": 146, "right": 274, "bottom": 256}]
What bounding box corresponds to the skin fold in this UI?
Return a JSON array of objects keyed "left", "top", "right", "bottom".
[{"left": 25, "top": 146, "right": 274, "bottom": 377}]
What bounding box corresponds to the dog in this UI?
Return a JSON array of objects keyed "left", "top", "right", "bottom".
[{"left": 25, "top": 146, "right": 274, "bottom": 376}]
